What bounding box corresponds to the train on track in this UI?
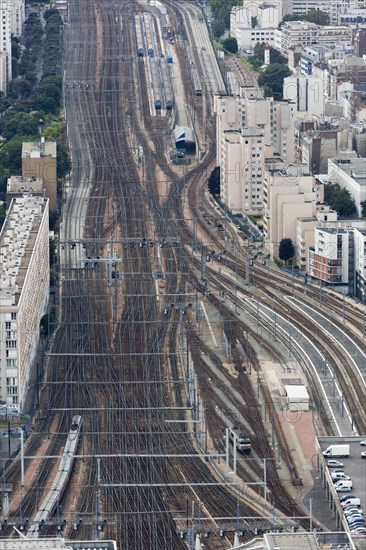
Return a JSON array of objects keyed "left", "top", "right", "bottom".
[
  {"left": 149, "top": 58, "right": 162, "bottom": 110},
  {"left": 134, "top": 14, "right": 144, "bottom": 57},
  {"left": 230, "top": 428, "right": 251, "bottom": 454},
  {"left": 160, "top": 57, "right": 173, "bottom": 110},
  {"left": 143, "top": 13, "right": 155, "bottom": 57},
  {"left": 27, "top": 416, "right": 83, "bottom": 538}
]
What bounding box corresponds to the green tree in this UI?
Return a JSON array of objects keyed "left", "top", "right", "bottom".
[
  {"left": 2, "top": 112, "right": 39, "bottom": 140},
  {"left": 280, "top": 9, "right": 329, "bottom": 27},
  {"left": 0, "top": 136, "right": 26, "bottom": 174},
  {"left": 361, "top": 201, "right": 366, "bottom": 218},
  {"left": 324, "top": 183, "right": 357, "bottom": 217},
  {"left": 223, "top": 36, "right": 238, "bottom": 54},
  {"left": 208, "top": 166, "right": 220, "bottom": 196},
  {"left": 0, "top": 203, "right": 6, "bottom": 231},
  {"left": 11, "top": 39, "right": 20, "bottom": 60},
  {"left": 56, "top": 140, "right": 71, "bottom": 179},
  {"left": 211, "top": 0, "right": 241, "bottom": 28},
  {"left": 304, "top": 9, "right": 330, "bottom": 25},
  {"left": 258, "top": 63, "right": 292, "bottom": 100},
  {"left": 212, "top": 20, "right": 225, "bottom": 38},
  {"left": 279, "top": 238, "right": 295, "bottom": 263}
]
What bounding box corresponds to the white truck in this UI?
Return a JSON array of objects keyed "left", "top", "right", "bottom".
[{"left": 323, "top": 444, "right": 350, "bottom": 458}]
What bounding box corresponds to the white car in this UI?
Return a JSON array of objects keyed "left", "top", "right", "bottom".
[
  {"left": 360, "top": 440, "right": 366, "bottom": 446},
  {"left": 328, "top": 460, "right": 344, "bottom": 468},
  {"left": 361, "top": 451, "right": 366, "bottom": 458}
]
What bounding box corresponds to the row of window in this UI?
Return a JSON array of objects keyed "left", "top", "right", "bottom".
[{"left": 5, "top": 340, "right": 16, "bottom": 349}]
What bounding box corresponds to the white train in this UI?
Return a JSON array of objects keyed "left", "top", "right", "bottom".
[
  {"left": 27, "top": 415, "right": 83, "bottom": 537},
  {"left": 230, "top": 428, "right": 251, "bottom": 454}
]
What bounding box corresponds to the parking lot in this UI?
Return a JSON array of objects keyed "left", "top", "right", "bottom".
[{"left": 318, "top": 437, "right": 366, "bottom": 537}]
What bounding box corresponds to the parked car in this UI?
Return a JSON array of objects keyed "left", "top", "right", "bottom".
[
  {"left": 328, "top": 460, "right": 344, "bottom": 468},
  {"left": 332, "top": 472, "right": 351, "bottom": 481},
  {"left": 360, "top": 440, "right": 366, "bottom": 446},
  {"left": 340, "top": 495, "right": 357, "bottom": 502},
  {"left": 345, "top": 508, "right": 363, "bottom": 516},
  {"left": 361, "top": 451, "right": 366, "bottom": 458},
  {"left": 347, "top": 514, "right": 364, "bottom": 522}
]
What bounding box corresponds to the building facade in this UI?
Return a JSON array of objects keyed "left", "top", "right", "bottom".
[
  {"left": 9, "top": 0, "right": 25, "bottom": 37},
  {"left": 0, "top": 196, "right": 49, "bottom": 409},
  {"left": 220, "top": 128, "right": 265, "bottom": 215},
  {"left": 22, "top": 139, "right": 57, "bottom": 211},
  {"left": 0, "top": 0, "right": 12, "bottom": 92},
  {"left": 283, "top": 74, "right": 325, "bottom": 118},
  {"left": 263, "top": 165, "right": 319, "bottom": 258}
]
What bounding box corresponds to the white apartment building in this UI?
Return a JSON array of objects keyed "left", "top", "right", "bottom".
[
  {"left": 263, "top": 165, "right": 319, "bottom": 258},
  {"left": 296, "top": 207, "right": 338, "bottom": 270},
  {"left": 0, "top": 0, "right": 12, "bottom": 91},
  {"left": 215, "top": 93, "right": 296, "bottom": 165},
  {"left": 230, "top": 5, "right": 251, "bottom": 35},
  {"left": 257, "top": 3, "right": 281, "bottom": 28},
  {"left": 292, "top": 0, "right": 358, "bottom": 24},
  {"left": 9, "top": 0, "right": 25, "bottom": 37},
  {"left": 238, "top": 0, "right": 293, "bottom": 20},
  {"left": 220, "top": 128, "right": 265, "bottom": 215},
  {"left": 0, "top": 196, "right": 49, "bottom": 409},
  {"left": 283, "top": 74, "right": 324, "bottom": 118},
  {"left": 279, "top": 21, "right": 319, "bottom": 52},
  {"left": 316, "top": 26, "right": 352, "bottom": 47},
  {"left": 309, "top": 227, "right": 350, "bottom": 283},
  {"left": 234, "top": 27, "right": 278, "bottom": 51},
  {"left": 354, "top": 227, "right": 366, "bottom": 301},
  {"left": 0, "top": 51, "right": 7, "bottom": 93},
  {"left": 327, "top": 157, "right": 366, "bottom": 216}
]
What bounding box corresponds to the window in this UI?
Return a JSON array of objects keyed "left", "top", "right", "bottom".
[
  {"left": 5, "top": 322, "right": 11, "bottom": 330},
  {"left": 6, "top": 340, "right": 16, "bottom": 349},
  {"left": 11, "top": 313, "right": 16, "bottom": 320},
  {"left": 6, "top": 359, "right": 16, "bottom": 368}
]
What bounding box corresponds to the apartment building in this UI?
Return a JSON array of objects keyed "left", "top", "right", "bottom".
[
  {"left": 0, "top": 196, "right": 49, "bottom": 409},
  {"left": 9, "top": 0, "right": 25, "bottom": 37},
  {"left": 309, "top": 227, "right": 350, "bottom": 283},
  {"left": 220, "top": 128, "right": 266, "bottom": 215},
  {"left": 22, "top": 138, "right": 57, "bottom": 211},
  {"left": 279, "top": 21, "right": 319, "bottom": 52},
  {"left": 296, "top": 207, "right": 338, "bottom": 270},
  {"left": 292, "top": 0, "right": 358, "bottom": 24},
  {"left": 215, "top": 93, "right": 296, "bottom": 164},
  {"left": 234, "top": 27, "right": 278, "bottom": 51},
  {"left": 283, "top": 74, "right": 325, "bottom": 118},
  {"left": 7, "top": 175, "right": 44, "bottom": 205},
  {"left": 0, "top": 0, "right": 12, "bottom": 92},
  {"left": 354, "top": 227, "right": 366, "bottom": 301},
  {"left": 327, "top": 157, "right": 366, "bottom": 216},
  {"left": 262, "top": 164, "right": 320, "bottom": 258}
]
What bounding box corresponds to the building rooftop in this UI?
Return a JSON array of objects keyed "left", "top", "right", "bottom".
[
  {"left": 264, "top": 531, "right": 355, "bottom": 549},
  {"left": 0, "top": 539, "right": 117, "bottom": 550},
  {"left": 330, "top": 157, "right": 366, "bottom": 186},
  {"left": 241, "top": 127, "right": 264, "bottom": 137},
  {"left": 282, "top": 20, "right": 318, "bottom": 30},
  {"left": 7, "top": 176, "right": 44, "bottom": 194},
  {"left": 0, "top": 196, "right": 48, "bottom": 307},
  {"left": 22, "top": 138, "right": 56, "bottom": 159}
]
